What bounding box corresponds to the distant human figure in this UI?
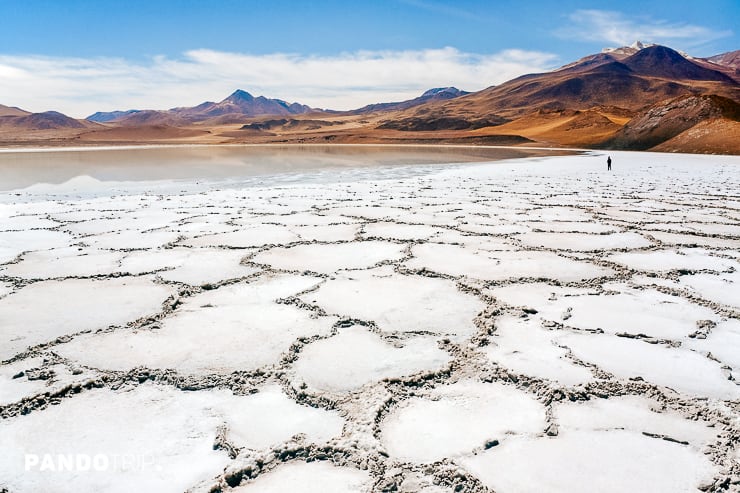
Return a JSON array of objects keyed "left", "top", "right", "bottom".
[{"left": 607, "top": 155, "right": 612, "bottom": 171}]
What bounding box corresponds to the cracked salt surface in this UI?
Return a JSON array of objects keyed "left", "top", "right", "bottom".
[
  {"left": 0, "top": 357, "right": 98, "bottom": 406},
  {"left": 120, "top": 247, "right": 259, "bottom": 285},
  {"left": 608, "top": 248, "right": 739, "bottom": 273},
  {"left": 252, "top": 241, "right": 406, "bottom": 274},
  {"left": 291, "top": 326, "right": 451, "bottom": 393},
  {"left": 460, "top": 430, "right": 717, "bottom": 493},
  {"left": 406, "top": 243, "right": 614, "bottom": 281},
  {"left": 56, "top": 274, "right": 333, "bottom": 374},
  {"left": 0, "top": 277, "right": 176, "bottom": 361},
  {"left": 558, "top": 332, "right": 739, "bottom": 399},
  {"left": 543, "top": 285, "right": 717, "bottom": 339},
  {"left": 230, "top": 461, "right": 372, "bottom": 492},
  {"left": 554, "top": 394, "right": 719, "bottom": 446},
  {"left": 686, "top": 319, "right": 740, "bottom": 381},
  {"left": 482, "top": 315, "right": 594, "bottom": 386},
  {"left": 1, "top": 246, "right": 123, "bottom": 279},
  {"left": 0, "top": 383, "right": 344, "bottom": 493},
  {"left": 303, "top": 267, "right": 485, "bottom": 336},
  {"left": 678, "top": 271, "right": 740, "bottom": 309},
  {"left": 516, "top": 231, "right": 652, "bottom": 251},
  {"left": 1, "top": 149, "right": 739, "bottom": 492},
  {"left": 0, "top": 229, "right": 72, "bottom": 263},
  {"left": 381, "top": 380, "right": 546, "bottom": 463}
]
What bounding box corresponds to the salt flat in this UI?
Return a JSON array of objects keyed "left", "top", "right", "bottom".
[{"left": 0, "top": 149, "right": 738, "bottom": 492}]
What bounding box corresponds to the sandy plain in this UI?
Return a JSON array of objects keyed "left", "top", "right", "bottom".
[{"left": 0, "top": 146, "right": 738, "bottom": 492}]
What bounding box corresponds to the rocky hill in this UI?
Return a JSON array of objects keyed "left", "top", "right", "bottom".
[
  {"left": 605, "top": 94, "right": 740, "bottom": 151},
  {"left": 0, "top": 110, "right": 90, "bottom": 130},
  {"left": 350, "top": 87, "right": 469, "bottom": 114}
]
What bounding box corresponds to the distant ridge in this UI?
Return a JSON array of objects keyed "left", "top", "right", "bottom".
[
  {"left": 707, "top": 49, "right": 740, "bottom": 70},
  {"left": 100, "top": 89, "right": 316, "bottom": 125},
  {"left": 0, "top": 104, "right": 30, "bottom": 117},
  {"left": 350, "top": 87, "right": 469, "bottom": 114},
  {"left": 171, "top": 89, "right": 314, "bottom": 121},
  {"left": 87, "top": 109, "right": 141, "bottom": 123},
  {"left": 0, "top": 111, "right": 89, "bottom": 130}
]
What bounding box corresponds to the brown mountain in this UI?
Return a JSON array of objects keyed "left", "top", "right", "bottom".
[
  {"left": 173, "top": 89, "right": 313, "bottom": 120},
  {"left": 113, "top": 110, "right": 189, "bottom": 127},
  {"left": 702, "top": 50, "right": 740, "bottom": 81},
  {"left": 604, "top": 94, "right": 740, "bottom": 151},
  {"left": 0, "top": 104, "right": 30, "bottom": 117},
  {"left": 349, "top": 87, "right": 469, "bottom": 114},
  {"left": 0, "top": 111, "right": 91, "bottom": 130},
  {"left": 625, "top": 46, "right": 734, "bottom": 81},
  {"left": 706, "top": 50, "right": 740, "bottom": 70},
  {"left": 651, "top": 118, "right": 740, "bottom": 154},
  {"left": 109, "top": 89, "right": 315, "bottom": 125},
  {"left": 401, "top": 45, "right": 738, "bottom": 123}
]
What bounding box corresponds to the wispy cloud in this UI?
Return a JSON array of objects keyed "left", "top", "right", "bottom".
[
  {"left": 0, "top": 48, "right": 557, "bottom": 118},
  {"left": 555, "top": 9, "right": 732, "bottom": 48}
]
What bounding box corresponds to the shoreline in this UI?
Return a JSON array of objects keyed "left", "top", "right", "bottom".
[
  {"left": 0, "top": 145, "right": 581, "bottom": 193},
  {"left": 0, "top": 142, "right": 580, "bottom": 154}
]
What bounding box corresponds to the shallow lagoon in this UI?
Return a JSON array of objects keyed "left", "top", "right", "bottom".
[{"left": 0, "top": 144, "right": 563, "bottom": 192}]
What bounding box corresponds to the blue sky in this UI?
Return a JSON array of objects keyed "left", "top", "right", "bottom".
[{"left": 0, "top": 0, "right": 737, "bottom": 116}]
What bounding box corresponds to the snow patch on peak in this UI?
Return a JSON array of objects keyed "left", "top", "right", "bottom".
[
  {"left": 421, "top": 87, "right": 465, "bottom": 98},
  {"left": 630, "top": 40, "right": 654, "bottom": 50},
  {"left": 603, "top": 41, "right": 692, "bottom": 59},
  {"left": 602, "top": 41, "right": 655, "bottom": 56}
]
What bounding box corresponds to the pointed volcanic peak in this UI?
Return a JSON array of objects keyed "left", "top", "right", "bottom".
[
  {"left": 351, "top": 87, "right": 470, "bottom": 114},
  {"left": 602, "top": 40, "right": 656, "bottom": 58},
  {"left": 554, "top": 41, "right": 655, "bottom": 74},
  {"left": 172, "top": 89, "right": 315, "bottom": 121},
  {"left": 622, "top": 45, "right": 735, "bottom": 82},
  {"left": 222, "top": 88, "right": 255, "bottom": 105}
]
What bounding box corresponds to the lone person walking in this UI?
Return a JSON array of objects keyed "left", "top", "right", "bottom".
[{"left": 607, "top": 155, "right": 612, "bottom": 171}]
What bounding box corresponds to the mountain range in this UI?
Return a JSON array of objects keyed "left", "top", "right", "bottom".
[{"left": 1, "top": 43, "right": 738, "bottom": 154}]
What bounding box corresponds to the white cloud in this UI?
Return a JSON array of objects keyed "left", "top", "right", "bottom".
[
  {"left": 0, "top": 47, "right": 557, "bottom": 118},
  {"left": 556, "top": 9, "right": 732, "bottom": 48}
]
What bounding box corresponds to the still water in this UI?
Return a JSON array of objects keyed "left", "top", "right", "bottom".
[{"left": 0, "top": 145, "right": 569, "bottom": 194}]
